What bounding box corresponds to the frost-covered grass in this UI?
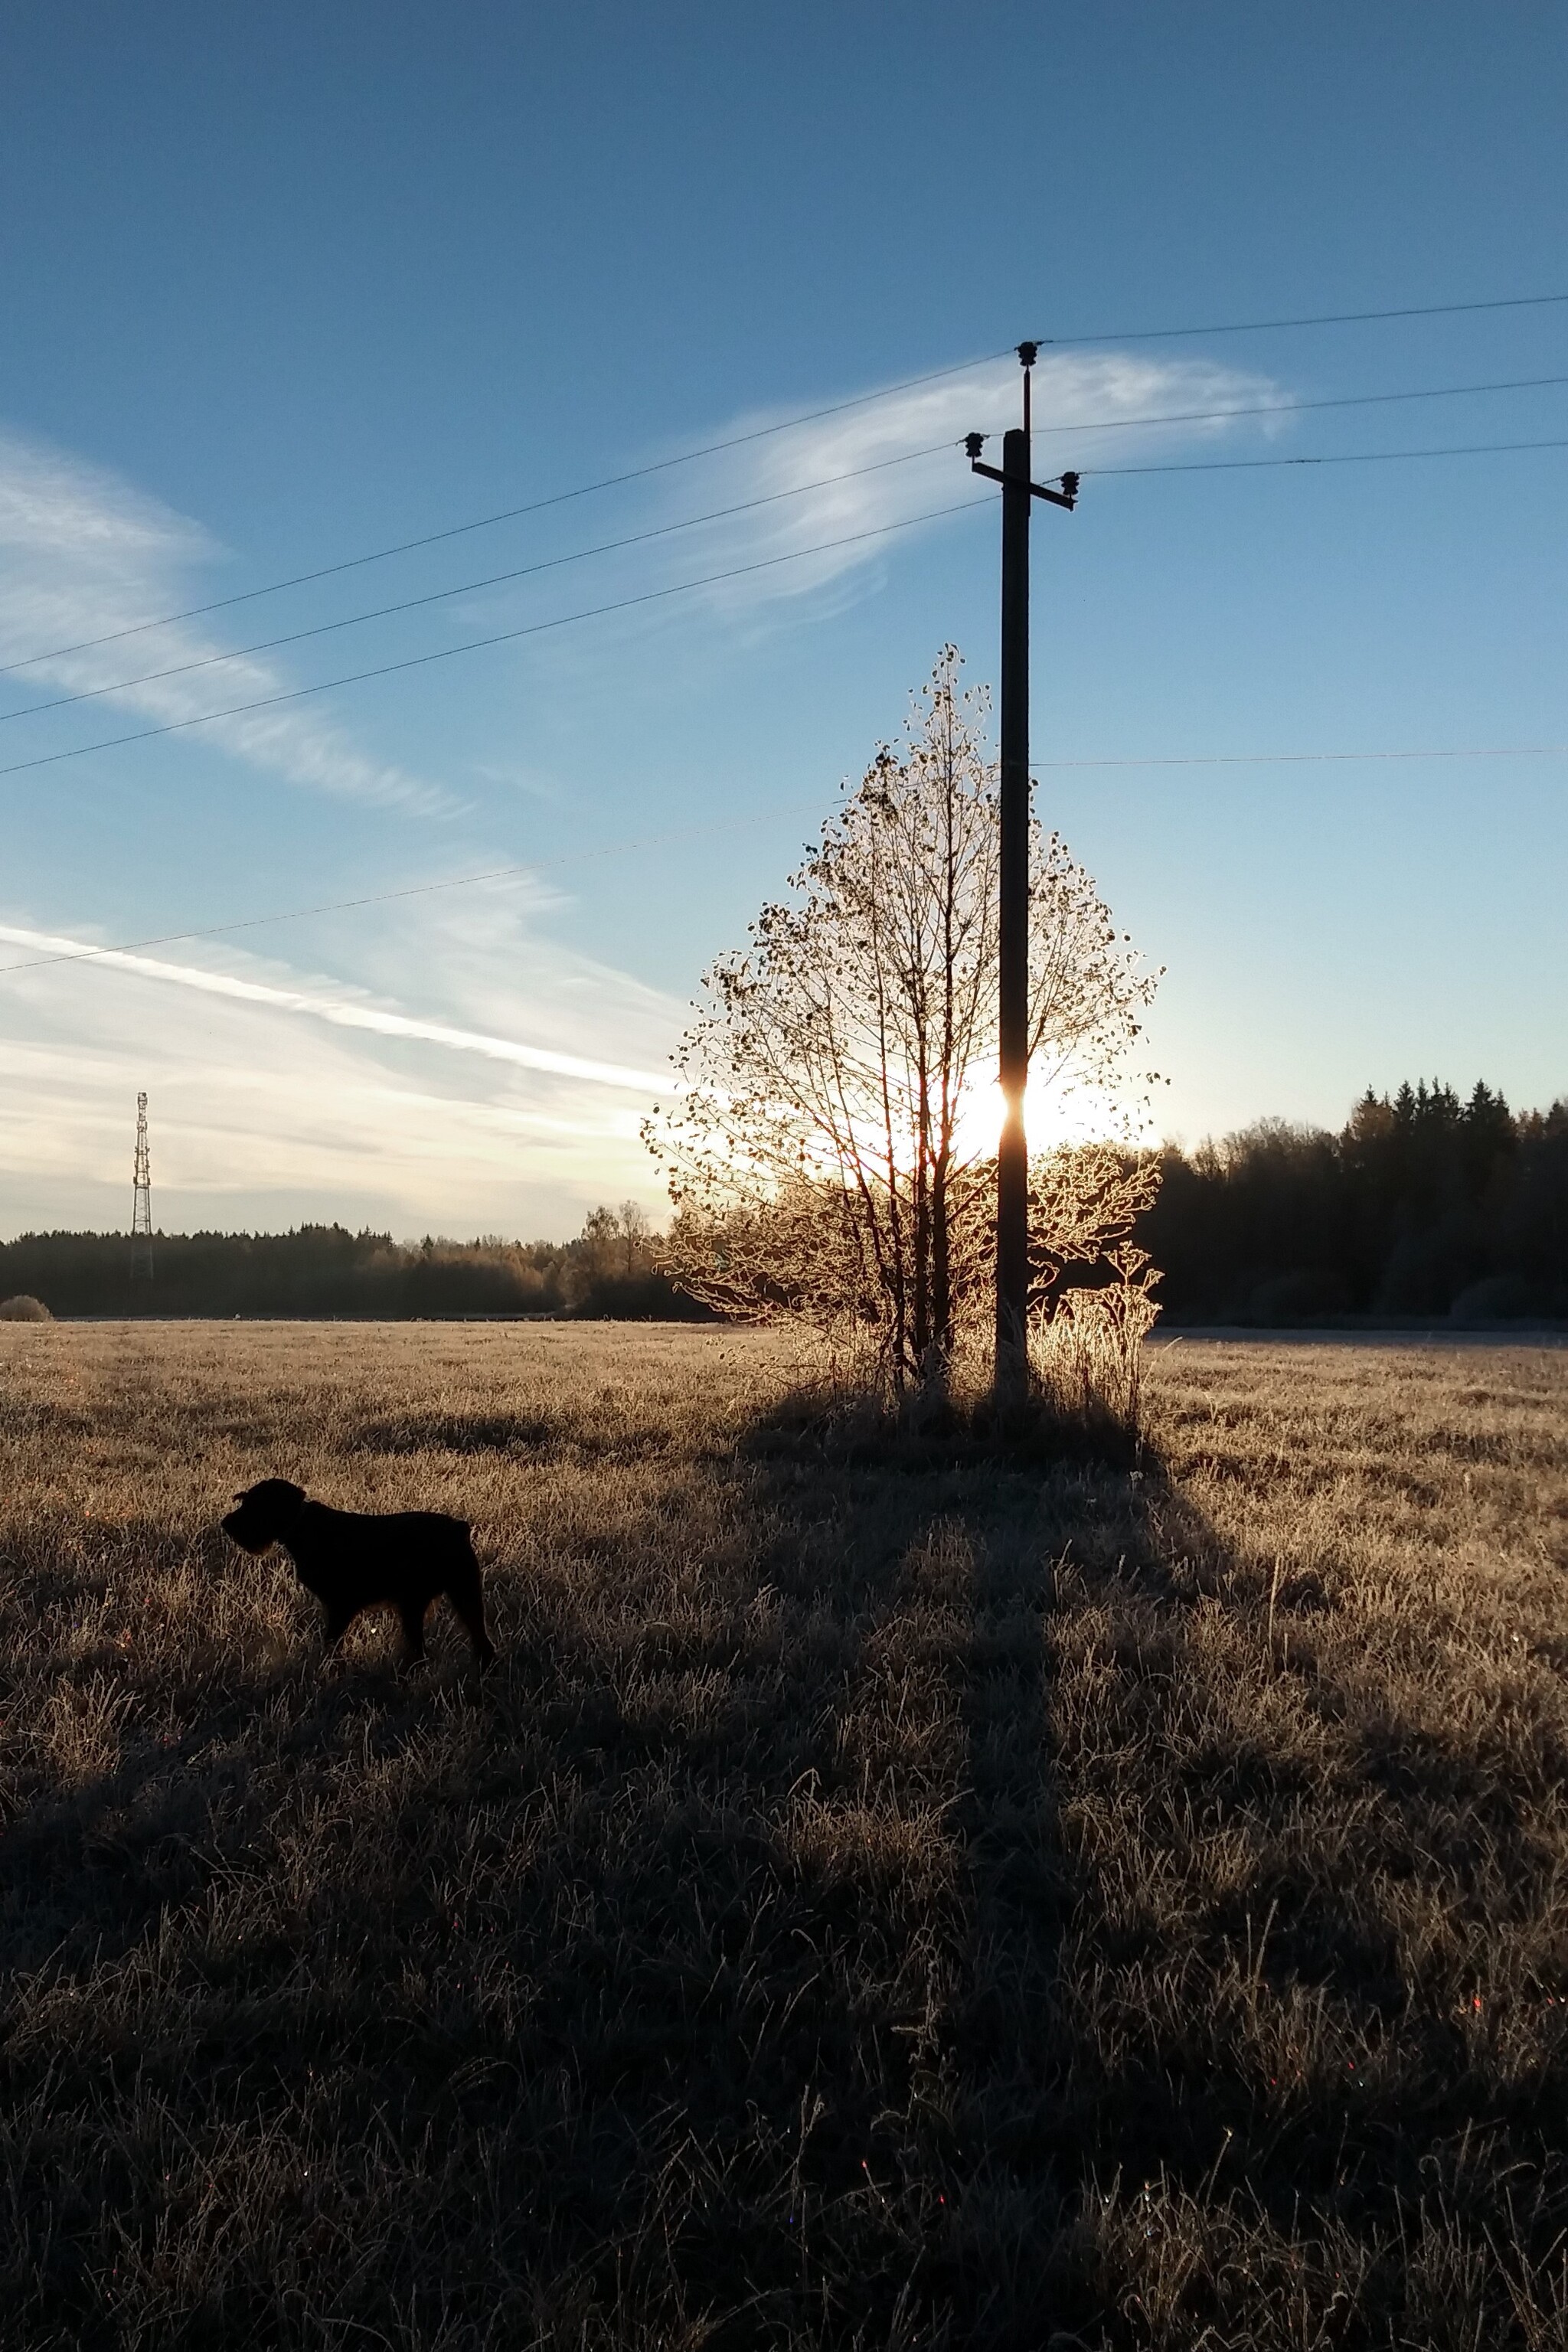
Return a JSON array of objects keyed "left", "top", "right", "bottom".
[{"left": 2, "top": 1321, "right": 1566, "bottom": 2348}]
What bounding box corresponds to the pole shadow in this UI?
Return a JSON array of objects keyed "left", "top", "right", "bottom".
[
  {"left": 6, "top": 1380, "right": 1567, "bottom": 2350},
  {"left": 724, "top": 1384, "right": 1568, "bottom": 2350}
]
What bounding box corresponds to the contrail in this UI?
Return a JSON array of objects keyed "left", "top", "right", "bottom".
[{"left": 0, "top": 923, "right": 671, "bottom": 1095}]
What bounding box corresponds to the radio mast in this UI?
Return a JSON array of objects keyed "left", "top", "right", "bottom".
[{"left": 130, "top": 1093, "right": 153, "bottom": 1281}]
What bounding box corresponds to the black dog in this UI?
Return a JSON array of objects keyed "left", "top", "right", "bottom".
[{"left": 222, "top": 1478, "right": 495, "bottom": 1667}]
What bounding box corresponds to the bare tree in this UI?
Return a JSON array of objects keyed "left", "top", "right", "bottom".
[
  {"left": 645, "top": 649, "right": 1160, "bottom": 1393},
  {"left": 617, "top": 1200, "right": 652, "bottom": 1278}
]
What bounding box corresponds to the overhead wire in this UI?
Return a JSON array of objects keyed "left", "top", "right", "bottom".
[
  {"left": 1033, "top": 743, "right": 1568, "bottom": 773},
  {"left": 0, "top": 495, "right": 993, "bottom": 782},
  {"left": 9, "top": 376, "right": 1568, "bottom": 730},
  {"left": 5, "top": 427, "right": 1568, "bottom": 782},
  {"left": 7, "top": 289, "right": 1564, "bottom": 1044},
  {"left": 1081, "top": 433, "right": 1568, "bottom": 479},
  {"left": 2, "top": 737, "right": 1563, "bottom": 982},
  {"left": 2, "top": 439, "right": 962, "bottom": 724},
  {"left": 1024, "top": 370, "right": 1568, "bottom": 439},
  {"left": 0, "top": 351, "right": 1019, "bottom": 678},
  {"left": 1036, "top": 289, "right": 1568, "bottom": 347},
  {"left": 5, "top": 287, "right": 1566, "bottom": 681},
  {"left": 0, "top": 804, "right": 822, "bottom": 976}
]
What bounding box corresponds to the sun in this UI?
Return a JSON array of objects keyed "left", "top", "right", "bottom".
[{"left": 949, "top": 1073, "right": 1105, "bottom": 1163}]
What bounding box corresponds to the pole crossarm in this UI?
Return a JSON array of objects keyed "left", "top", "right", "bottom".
[{"left": 967, "top": 455, "right": 1080, "bottom": 510}]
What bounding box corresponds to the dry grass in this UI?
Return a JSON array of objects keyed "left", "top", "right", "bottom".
[{"left": 2, "top": 1320, "right": 1566, "bottom": 2350}]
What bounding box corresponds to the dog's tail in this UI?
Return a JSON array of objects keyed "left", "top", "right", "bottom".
[{"left": 445, "top": 1524, "right": 496, "bottom": 1668}]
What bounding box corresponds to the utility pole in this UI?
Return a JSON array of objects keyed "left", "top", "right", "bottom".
[
  {"left": 130, "top": 1092, "right": 153, "bottom": 1282},
  {"left": 965, "top": 345, "right": 1078, "bottom": 1408}
]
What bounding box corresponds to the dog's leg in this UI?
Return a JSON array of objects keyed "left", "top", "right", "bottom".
[
  {"left": 398, "top": 1602, "right": 429, "bottom": 1664},
  {"left": 322, "top": 1608, "right": 354, "bottom": 1664},
  {"left": 446, "top": 1542, "right": 496, "bottom": 1668},
  {"left": 451, "top": 1596, "right": 496, "bottom": 1668}
]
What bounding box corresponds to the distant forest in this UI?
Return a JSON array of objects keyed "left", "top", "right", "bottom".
[
  {"left": 1148, "top": 1081, "right": 1568, "bottom": 1324},
  {"left": 3, "top": 1083, "right": 1564, "bottom": 1326},
  {"left": 0, "top": 1202, "right": 706, "bottom": 1323}
]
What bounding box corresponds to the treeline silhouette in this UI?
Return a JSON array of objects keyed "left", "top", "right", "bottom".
[
  {"left": 1149, "top": 1080, "right": 1568, "bottom": 1324},
  {"left": 0, "top": 1203, "right": 711, "bottom": 1322},
  {"left": 5, "top": 1085, "right": 1564, "bottom": 1327}
]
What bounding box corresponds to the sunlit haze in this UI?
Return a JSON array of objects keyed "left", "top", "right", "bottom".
[{"left": 2, "top": 4, "right": 1564, "bottom": 1236}]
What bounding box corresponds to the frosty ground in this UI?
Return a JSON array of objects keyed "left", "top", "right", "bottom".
[{"left": 3, "top": 1321, "right": 1566, "bottom": 2349}]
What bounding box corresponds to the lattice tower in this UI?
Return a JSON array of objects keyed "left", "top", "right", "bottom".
[{"left": 130, "top": 1091, "right": 153, "bottom": 1280}]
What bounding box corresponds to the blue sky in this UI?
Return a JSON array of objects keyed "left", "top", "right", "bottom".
[{"left": 2, "top": 2, "right": 1564, "bottom": 1237}]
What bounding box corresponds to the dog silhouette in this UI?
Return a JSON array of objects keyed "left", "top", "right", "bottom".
[{"left": 222, "top": 1478, "right": 495, "bottom": 1667}]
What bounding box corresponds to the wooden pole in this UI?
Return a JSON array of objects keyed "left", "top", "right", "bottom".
[{"left": 993, "top": 420, "right": 1031, "bottom": 1406}]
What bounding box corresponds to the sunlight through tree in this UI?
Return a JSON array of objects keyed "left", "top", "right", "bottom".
[{"left": 646, "top": 649, "right": 1162, "bottom": 1396}]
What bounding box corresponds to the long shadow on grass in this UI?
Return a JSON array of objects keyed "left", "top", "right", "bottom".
[
  {"left": 723, "top": 1393, "right": 1568, "bottom": 2350},
  {"left": 708, "top": 1391, "right": 1140, "bottom": 2347},
  {"left": 962, "top": 1443, "right": 1568, "bottom": 2352},
  {"left": 6, "top": 1403, "right": 1568, "bottom": 2351},
  {"left": 0, "top": 1413, "right": 1102, "bottom": 2348},
  {"left": 0, "top": 1609, "right": 477, "bottom": 1981}
]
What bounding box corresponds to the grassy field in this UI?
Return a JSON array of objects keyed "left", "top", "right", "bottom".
[{"left": 2, "top": 1321, "right": 1566, "bottom": 2350}]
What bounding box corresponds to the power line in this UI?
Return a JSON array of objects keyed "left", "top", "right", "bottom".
[
  {"left": 13, "top": 373, "right": 1568, "bottom": 730},
  {"left": 4, "top": 740, "right": 1560, "bottom": 984},
  {"left": 1038, "top": 289, "right": 1568, "bottom": 348},
  {"left": 1025, "top": 371, "right": 1568, "bottom": 440},
  {"left": 1082, "top": 433, "right": 1568, "bottom": 479},
  {"left": 0, "top": 806, "right": 819, "bottom": 976},
  {"left": 5, "top": 430, "right": 1566, "bottom": 785},
  {"left": 0, "top": 352, "right": 1018, "bottom": 678},
  {"left": 1034, "top": 743, "right": 1568, "bottom": 772},
  {"left": 0, "top": 495, "right": 993, "bottom": 783},
  {"left": 0, "top": 440, "right": 960, "bottom": 725},
  {"left": 6, "top": 287, "right": 1565, "bottom": 681}
]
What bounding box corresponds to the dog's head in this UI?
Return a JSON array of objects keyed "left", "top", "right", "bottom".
[{"left": 222, "top": 1478, "right": 308, "bottom": 1554}]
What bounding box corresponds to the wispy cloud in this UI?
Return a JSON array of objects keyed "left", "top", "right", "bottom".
[
  {"left": 0, "top": 921, "right": 671, "bottom": 1091},
  {"left": 642, "top": 349, "right": 1291, "bottom": 616},
  {"left": 0, "top": 355, "right": 1292, "bottom": 788},
  {"left": 0, "top": 890, "right": 685, "bottom": 1236},
  {"left": 0, "top": 428, "right": 446, "bottom": 811},
  {"left": 0, "top": 354, "right": 1292, "bottom": 1238}
]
